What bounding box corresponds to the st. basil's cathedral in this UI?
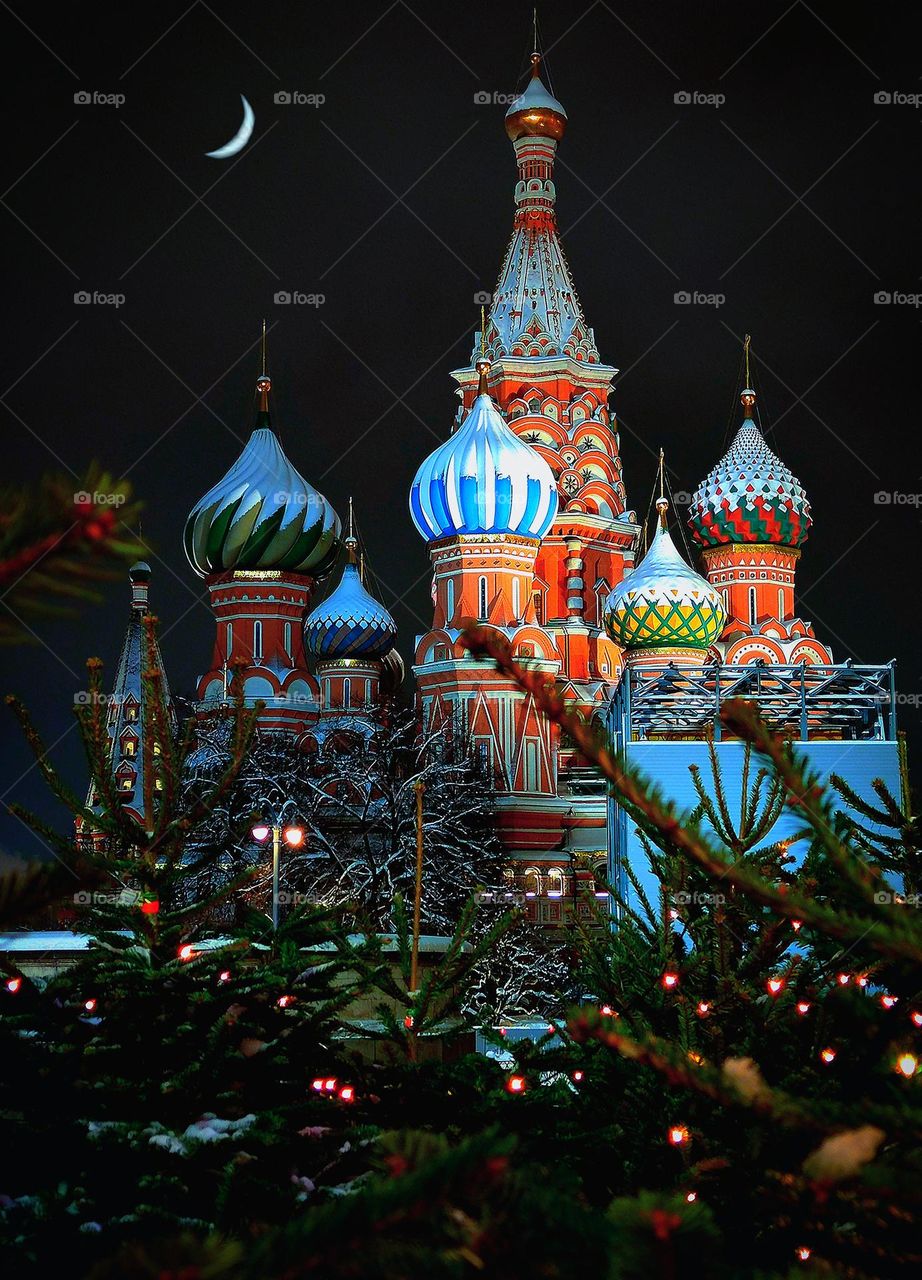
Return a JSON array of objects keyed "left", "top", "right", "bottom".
[{"left": 86, "top": 52, "right": 900, "bottom": 923}]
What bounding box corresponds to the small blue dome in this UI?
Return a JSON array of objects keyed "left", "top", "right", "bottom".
[
  {"left": 304, "top": 562, "right": 397, "bottom": 660},
  {"left": 409, "top": 390, "right": 558, "bottom": 542}
]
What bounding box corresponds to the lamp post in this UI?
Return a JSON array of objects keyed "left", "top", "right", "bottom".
[{"left": 252, "top": 814, "right": 305, "bottom": 929}]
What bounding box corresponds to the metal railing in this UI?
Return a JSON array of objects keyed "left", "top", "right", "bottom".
[{"left": 607, "top": 661, "right": 897, "bottom": 744}]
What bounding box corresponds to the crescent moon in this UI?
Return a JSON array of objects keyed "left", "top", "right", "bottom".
[{"left": 205, "top": 94, "right": 254, "bottom": 160}]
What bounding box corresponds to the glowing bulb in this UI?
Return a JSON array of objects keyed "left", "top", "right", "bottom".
[
  {"left": 323, "top": 1078, "right": 337, "bottom": 1092},
  {"left": 856, "top": 975, "right": 869, "bottom": 988},
  {"left": 668, "top": 1125, "right": 689, "bottom": 1146},
  {"left": 277, "top": 995, "right": 294, "bottom": 1008},
  {"left": 796, "top": 1001, "right": 811, "bottom": 1015},
  {"left": 685, "top": 1191, "right": 697, "bottom": 1202},
  {"left": 696, "top": 1002, "right": 710, "bottom": 1016},
  {"left": 896, "top": 1053, "right": 918, "bottom": 1078},
  {"left": 767, "top": 977, "right": 785, "bottom": 996},
  {"left": 600, "top": 1004, "right": 614, "bottom": 1016},
  {"left": 796, "top": 1246, "right": 811, "bottom": 1261},
  {"left": 283, "top": 825, "right": 304, "bottom": 848},
  {"left": 218, "top": 970, "right": 231, "bottom": 983},
  {"left": 791, "top": 919, "right": 802, "bottom": 931},
  {"left": 506, "top": 1075, "right": 526, "bottom": 1094},
  {"left": 311, "top": 1078, "right": 324, "bottom": 1092},
  {"left": 404, "top": 1014, "right": 414, "bottom": 1029},
  {"left": 84, "top": 998, "right": 97, "bottom": 1012},
  {"left": 820, "top": 1047, "right": 836, "bottom": 1064},
  {"left": 881, "top": 995, "right": 898, "bottom": 1009},
  {"left": 338, "top": 1085, "right": 355, "bottom": 1102},
  {"left": 140, "top": 899, "right": 159, "bottom": 915},
  {"left": 251, "top": 824, "right": 271, "bottom": 843},
  {"left": 837, "top": 973, "right": 850, "bottom": 986},
  {"left": 572, "top": 1071, "right": 584, "bottom": 1082},
  {"left": 178, "top": 943, "right": 196, "bottom": 962},
  {"left": 662, "top": 972, "right": 679, "bottom": 990},
  {"left": 5, "top": 977, "right": 22, "bottom": 994},
  {"left": 911, "top": 1011, "right": 922, "bottom": 1028}
]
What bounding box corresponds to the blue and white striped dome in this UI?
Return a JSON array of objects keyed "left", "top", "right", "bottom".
[
  {"left": 410, "top": 388, "right": 558, "bottom": 542},
  {"left": 304, "top": 562, "right": 397, "bottom": 661}
]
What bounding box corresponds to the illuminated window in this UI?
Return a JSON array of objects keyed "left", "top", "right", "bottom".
[
  {"left": 478, "top": 576, "right": 488, "bottom": 619},
  {"left": 547, "top": 868, "right": 565, "bottom": 897},
  {"left": 342, "top": 677, "right": 351, "bottom": 708},
  {"left": 124, "top": 701, "right": 138, "bottom": 722},
  {"left": 748, "top": 587, "right": 757, "bottom": 625},
  {"left": 253, "top": 621, "right": 263, "bottom": 661},
  {"left": 123, "top": 738, "right": 137, "bottom": 758},
  {"left": 153, "top": 742, "right": 161, "bottom": 756},
  {"left": 119, "top": 777, "right": 133, "bottom": 792},
  {"left": 445, "top": 578, "right": 454, "bottom": 623},
  {"left": 154, "top": 778, "right": 163, "bottom": 792},
  {"left": 226, "top": 622, "right": 233, "bottom": 657},
  {"left": 524, "top": 867, "right": 541, "bottom": 896},
  {"left": 284, "top": 621, "right": 292, "bottom": 659}
]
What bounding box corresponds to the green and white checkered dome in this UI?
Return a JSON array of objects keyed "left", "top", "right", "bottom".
[{"left": 604, "top": 499, "right": 726, "bottom": 651}]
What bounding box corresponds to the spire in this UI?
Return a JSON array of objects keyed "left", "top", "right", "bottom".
[
  {"left": 477, "top": 39, "right": 597, "bottom": 365},
  {"left": 345, "top": 496, "right": 358, "bottom": 563},
  {"left": 256, "top": 319, "right": 271, "bottom": 421}
]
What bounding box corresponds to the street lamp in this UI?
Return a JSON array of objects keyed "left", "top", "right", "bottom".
[{"left": 252, "top": 816, "right": 305, "bottom": 929}]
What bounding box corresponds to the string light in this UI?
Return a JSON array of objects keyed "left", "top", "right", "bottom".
[
  {"left": 277, "top": 995, "right": 294, "bottom": 1008},
  {"left": 311, "top": 1078, "right": 325, "bottom": 1092},
  {"left": 881, "top": 994, "right": 898, "bottom": 1009},
  {"left": 600, "top": 1004, "right": 615, "bottom": 1016},
  {"left": 140, "top": 899, "right": 159, "bottom": 915},
  {"left": 856, "top": 975, "right": 869, "bottom": 988},
  {"left": 5, "top": 977, "right": 22, "bottom": 994},
  {"left": 911, "top": 1011, "right": 922, "bottom": 1028},
  {"left": 796, "top": 1001, "right": 811, "bottom": 1015},
  {"left": 696, "top": 1002, "right": 710, "bottom": 1017},
  {"left": 820, "top": 1047, "right": 836, "bottom": 1064},
  {"left": 767, "top": 977, "right": 785, "bottom": 996},
  {"left": 323, "top": 1078, "right": 337, "bottom": 1092},
  {"left": 836, "top": 973, "right": 850, "bottom": 986},
  {"left": 178, "top": 944, "right": 196, "bottom": 962},
  {"left": 506, "top": 1075, "right": 526, "bottom": 1094},
  {"left": 895, "top": 1053, "right": 918, "bottom": 1078},
  {"left": 796, "top": 1246, "right": 811, "bottom": 1261},
  {"left": 404, "top": 1014, "right": 414, "bottom": 1029},
  {"left": 668, "top": 1125, "right": 689, "bottom": 1146},
  {"left": 218, "top": 970, "right": 231, "bottom": 983},
  {"left": 572, "top": 1071, "right": 584, "bottom": 1082},
  {"left": 84, "top": 998, "right": 97, "bottom": 1013},
  {"left": 661, "top": 972, "right": 679, "bottom": 990},
  {"left": 685, "top": 1191, "right": 697, "bottom": 1203},
  {"left": 338, "top": 1085, "right": 356, "bottom": 1102},
  {"left": 791, "top": 919, "right": 802, "bottom": 932}
]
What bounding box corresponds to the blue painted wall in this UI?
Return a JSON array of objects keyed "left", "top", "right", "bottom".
[{"left": 609, "top": 740, "right": 902, "bottom": 912}]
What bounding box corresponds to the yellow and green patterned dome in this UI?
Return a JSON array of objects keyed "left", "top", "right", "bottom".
[{"left": 604, "top": 499, "right": 726, "bottom": 651}]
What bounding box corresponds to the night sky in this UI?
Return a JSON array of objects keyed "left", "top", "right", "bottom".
[{"left": 2, "top": 1, "right": 920, "bottom": 860}]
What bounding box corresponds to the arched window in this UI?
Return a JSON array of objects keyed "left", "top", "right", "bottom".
[
  {"left": 512, "top": 578, "right": 521, "bottom": 619},
  {"left": 253, "top": 620, "right": 263, "bottom": 660},
  {"left": 364, "top": 678, "right": 372, "bottom": 704},
  {"left": 284, "top": 621, "right": 292, "bottom": 659},
  {"left": 547, "top": 868, "right": 565, "bottom": 898},
  {"left": 445, "top": 578, "right": 455, "bottom": 624},
  {"left": 748, "top": 587, "right": 757, "bottom": 625},
  {"left": 478, "top": 576, "right": 488, "bottom": 619},
  {"left": 226, "top": 622, "right": 233, "bottom": 659},
  {"left": 342, "top": 677, "right": 351, "bottom": 708},
  {"left": 524, "top": 867, "right": 541, "bottom": 897},
  {"left": 722, "top": 588, "right": 730, "bottom": 613},
  {"left": 777, "top": 588, "right": 785, "bottom": 621},
  {"left": 532, "top": 588, "right": 543, "bottom": 625}
]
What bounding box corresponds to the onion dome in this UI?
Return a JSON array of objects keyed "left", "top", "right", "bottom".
[
  {"left": 688, "top": 390, "right": 812, "bottom": 549},
  {"left": 304, "top": 520, "right": 397, "bottom": 660},
  {"left": 184, "top": 365, "right": 340, "bottom": 578},
  {"left": 410, "top": 359, "right": 558, "bottom": 542},
  {"left": 505, "top": 54, "right": 568, "bottom": 141},
  {"left": 604, "top": 499, "right": 726, "bottom": 650}
]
